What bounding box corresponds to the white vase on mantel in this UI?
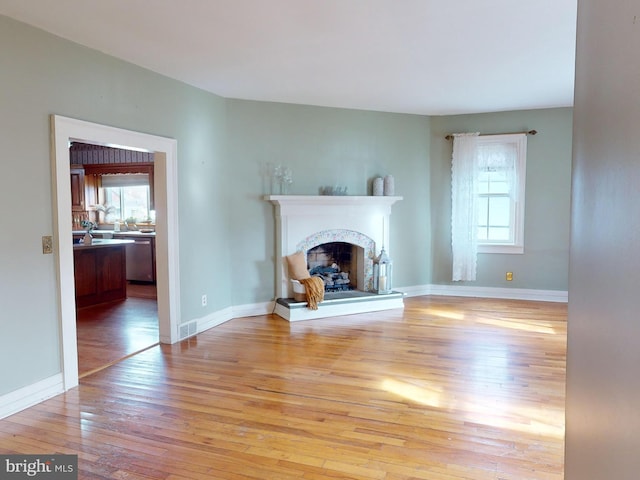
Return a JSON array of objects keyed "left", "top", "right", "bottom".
[
  {"left": 373, "top": 177, "right": 384, "bottom": 196},
  {"left": 383, "top": 175, "right": 395, "bottom": 196},
  {"left": 83, "top": 232, "right": 93, "bottom": 245}
]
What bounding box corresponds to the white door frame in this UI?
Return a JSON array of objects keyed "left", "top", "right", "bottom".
[{"left": 51, "top": 115, "right": 181, "bottom": 390}]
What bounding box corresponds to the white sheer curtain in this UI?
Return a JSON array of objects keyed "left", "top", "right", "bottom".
[
  {"left": 451, "top": 133, "right": 479, "bottom": 281},
  {"left": 477, "top": 140, "right": 519, "bottom": 201}
]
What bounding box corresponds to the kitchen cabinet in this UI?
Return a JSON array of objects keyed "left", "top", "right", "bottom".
[
  {"left": 70, "top": 165, "right": 85, "bottom": 212},
  {"left": 73, "top": 240, "right": 132, "bottom": 308}
]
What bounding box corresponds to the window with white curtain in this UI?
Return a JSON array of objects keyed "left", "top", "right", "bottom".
[
  {"left": 476, "top": 134, "right": 527, "bottom": 254},
  {"left": 451, "top": 133, "right": 527, "bottom": 281}
]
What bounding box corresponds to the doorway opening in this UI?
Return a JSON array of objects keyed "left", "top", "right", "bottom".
[
  {"left": 69, "top": 141, "right": 160, "bottom": 378},
  {"left": 51, "top": 115, "right": 181, "bottom": 391}
]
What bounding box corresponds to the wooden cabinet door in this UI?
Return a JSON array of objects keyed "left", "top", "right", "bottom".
[
  {"left": 70, "top": 166, "right": 85, "bottom": 212},
  {"left": 98, "top": 247, "right": 127, "bottom": 301},
  {"left": 74, "top": 246, "right": 127, "bottom": 308}
]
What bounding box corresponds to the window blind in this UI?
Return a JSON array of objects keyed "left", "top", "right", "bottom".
[{"left": 100, "top": 173, "right": 149, "bottom": 188}]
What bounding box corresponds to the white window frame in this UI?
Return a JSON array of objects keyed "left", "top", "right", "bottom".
[{"left": 476, "top": 134, "right": 527, "bottom": 255}]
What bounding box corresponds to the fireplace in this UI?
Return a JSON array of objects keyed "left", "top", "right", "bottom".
[
  {"left": 307, "top": 242, "right": 358, "bottom": 292},
  {"left": 265, "top": 195, "right": 404, "bottom": 321}
]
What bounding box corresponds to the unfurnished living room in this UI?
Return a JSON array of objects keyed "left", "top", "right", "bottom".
[{"left": 1, "top": 1, "right": 638, "bottom": 479}]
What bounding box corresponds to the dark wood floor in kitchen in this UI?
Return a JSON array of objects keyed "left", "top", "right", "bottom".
[{"left": 76, "top": 282, "right": 158, "bottom": 378}]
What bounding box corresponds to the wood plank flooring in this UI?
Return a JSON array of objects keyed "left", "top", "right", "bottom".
[
  {"left": 0, "top": 296, "right": 567, "bottom": 479},
  {"left": 76, "top": 283, "right": 158, "bottom": 377}
]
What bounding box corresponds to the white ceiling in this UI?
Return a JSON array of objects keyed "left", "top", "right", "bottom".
[{"left": 0, "top": 0, "right": 577, "bottom": 115}]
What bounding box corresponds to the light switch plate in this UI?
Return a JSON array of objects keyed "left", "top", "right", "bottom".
[{"left": 42, "top": 236, "right": 53, "bottom": 254}]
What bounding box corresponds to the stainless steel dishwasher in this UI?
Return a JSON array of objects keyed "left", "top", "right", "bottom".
[{"left": 124, "top": 236, "right": 155, "bottom": 283}]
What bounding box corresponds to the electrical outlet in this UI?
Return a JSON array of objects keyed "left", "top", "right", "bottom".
[
  {"left": 201, "top": 294, "right": 207, "bottom": 307},
  {"left": 42, "top": 236, "right": 53, "bottom": 254},
  {"left": 506, "top": 272, "right": 513, "bottom": 281}
]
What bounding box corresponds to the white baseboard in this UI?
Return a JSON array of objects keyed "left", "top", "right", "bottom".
[
  {"left": 395, "top": 285, "right": 432, "bottom": 298},
  {"left": 183, "top": 302, "right": 274, "bottom": 340},
  {"left": 232, "top": 301, "right": 274, "bottom": 319},
  {"left": 0, "top": 374, "right": 64, "bottom": 420},
  {"left": 196, "top": 306, "right": 234, "bottom": 334},
  {"left": 397, "top": 284, "right": 568, "bottom": 303}
]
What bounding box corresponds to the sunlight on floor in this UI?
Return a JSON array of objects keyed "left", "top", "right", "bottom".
[
  {"left": 382, "top": 376, "right": 564, "bottom": 438},
  {"left": 381, "top": 378, "right": 443, "bottom": 408},
  {"left": 381, "top": 376, "right": 565, "bottom": 439},
  {"left": 476, "top": 316, "right": 557, "bottom": 334},
  {"left": 419, "top": 307, "right": 466, "bottom": 321}
]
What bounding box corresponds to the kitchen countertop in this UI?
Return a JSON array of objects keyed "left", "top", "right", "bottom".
[
  {"left": 73, "top": 230, "right": 156, "bottom": 238},
  {"left": 112, "top": 230, "right": 156, "bottom": 237},
  {"left": 73, "top": 238, "right": 135, "bottom": 249}
]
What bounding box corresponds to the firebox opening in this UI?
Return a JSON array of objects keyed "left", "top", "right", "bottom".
[{"left": 307, "top": 242, "right": 359, "bottom": 293}]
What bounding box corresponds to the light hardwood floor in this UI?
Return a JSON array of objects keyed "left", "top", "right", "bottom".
[{"left": 0, "top": 296, "right": 567, "bottom": 479}]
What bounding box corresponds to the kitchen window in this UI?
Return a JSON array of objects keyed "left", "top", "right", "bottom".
[{"left": 101, "top": 174, "right": 154, "bottom": 223}]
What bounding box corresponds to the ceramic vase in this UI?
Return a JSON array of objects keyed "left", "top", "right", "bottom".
[
  {"left": 383, "top": 175, "right": 395, "bottom": 196},
  {"left": 373, "top": 177, "right": 384, "bottom": 196}
]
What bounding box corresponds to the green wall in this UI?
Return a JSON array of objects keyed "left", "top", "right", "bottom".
[
  {"left": 430, "top": 108, "right": 573, "bottom": 290},
  {"left": 0, "top": 15, "right": 231, "bottom": 395},
  {"left": 0, "top": 14, "right": 573, "bottom": 403},
  {"left": 225, "top": 100, "right": 432, "bottom": 304}
]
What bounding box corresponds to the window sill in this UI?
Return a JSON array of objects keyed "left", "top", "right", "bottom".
[{"left": 478, "top": 244, "right": 524, "bottom": 255}]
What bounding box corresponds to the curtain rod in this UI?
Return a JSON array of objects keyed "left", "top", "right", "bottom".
[{"left": 444, "top": 129, "right": 537, "bottom": 141}]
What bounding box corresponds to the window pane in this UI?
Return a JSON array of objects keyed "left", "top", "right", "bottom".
[
  {"left": 478, "top": 197, "right": 489, "bottom": 225},
  {"left": 487, "top": 170, "right": 509, "bottom": 194},
  {"left": 478, "top": 171, "right": 490, "bottom": 194},
  {"left": 477, "top": 226, "right": 488, "bottom": 241},
  {"left": 102, "top": 185, "right": 150, "bottom": 223},
  {"left": 103, "top": 188, "right": 122, "bottom": 221},
  {"left": 122, "top": 186, "right": 150, "bottom": 222},
  {"left": 488, "top": 227, "right": 511, "bottom": 241},
  {"left": 488, "top": 180, "right": 509, "bottom": 194},
  {"left": 488, "top": 197, "right": 510, "bottom": 226}
]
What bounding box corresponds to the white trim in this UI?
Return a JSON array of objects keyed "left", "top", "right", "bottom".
[
  {"left": 189, "top": 302, "right": 274, "bottom": 337},
  {"left": 232, "top": 301, "right": 275, "bottom": 319},
  {"left": 423, "top": 284, "right": 568, "bottom": 303},
  {"left": 190, "top": 285, "right": 568, "bottom": 328},
  {"left": 477, "top": 244, "right": 524, "bottom": 255},
  {"left": 51, "top": 115, "right": 181, "bottom": 392},
  {"left": 395, "top": 284, "right": 432, "bottom": 297},
  {"left": 0, "top": 374, "right": 64, "bottom": 420},
  {"left": 196, "top": 307, "right": 234, "bottom": 333}
]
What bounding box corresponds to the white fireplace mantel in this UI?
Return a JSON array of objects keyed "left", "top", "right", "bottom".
[
  {"left": 266, "top": 195, "right": 402, "bottom": 211},
  {"left": 265, "top": 195, "right": 402, "bottom": 302}
]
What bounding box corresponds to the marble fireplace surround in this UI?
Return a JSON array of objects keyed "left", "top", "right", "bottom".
[{"left": 265, "top": 195, "right": 404, "bottom": 321}]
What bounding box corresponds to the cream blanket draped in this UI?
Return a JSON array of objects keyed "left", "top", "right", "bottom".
[{"left": 299, "top": 277, "right": 325, "bottom": 310}]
